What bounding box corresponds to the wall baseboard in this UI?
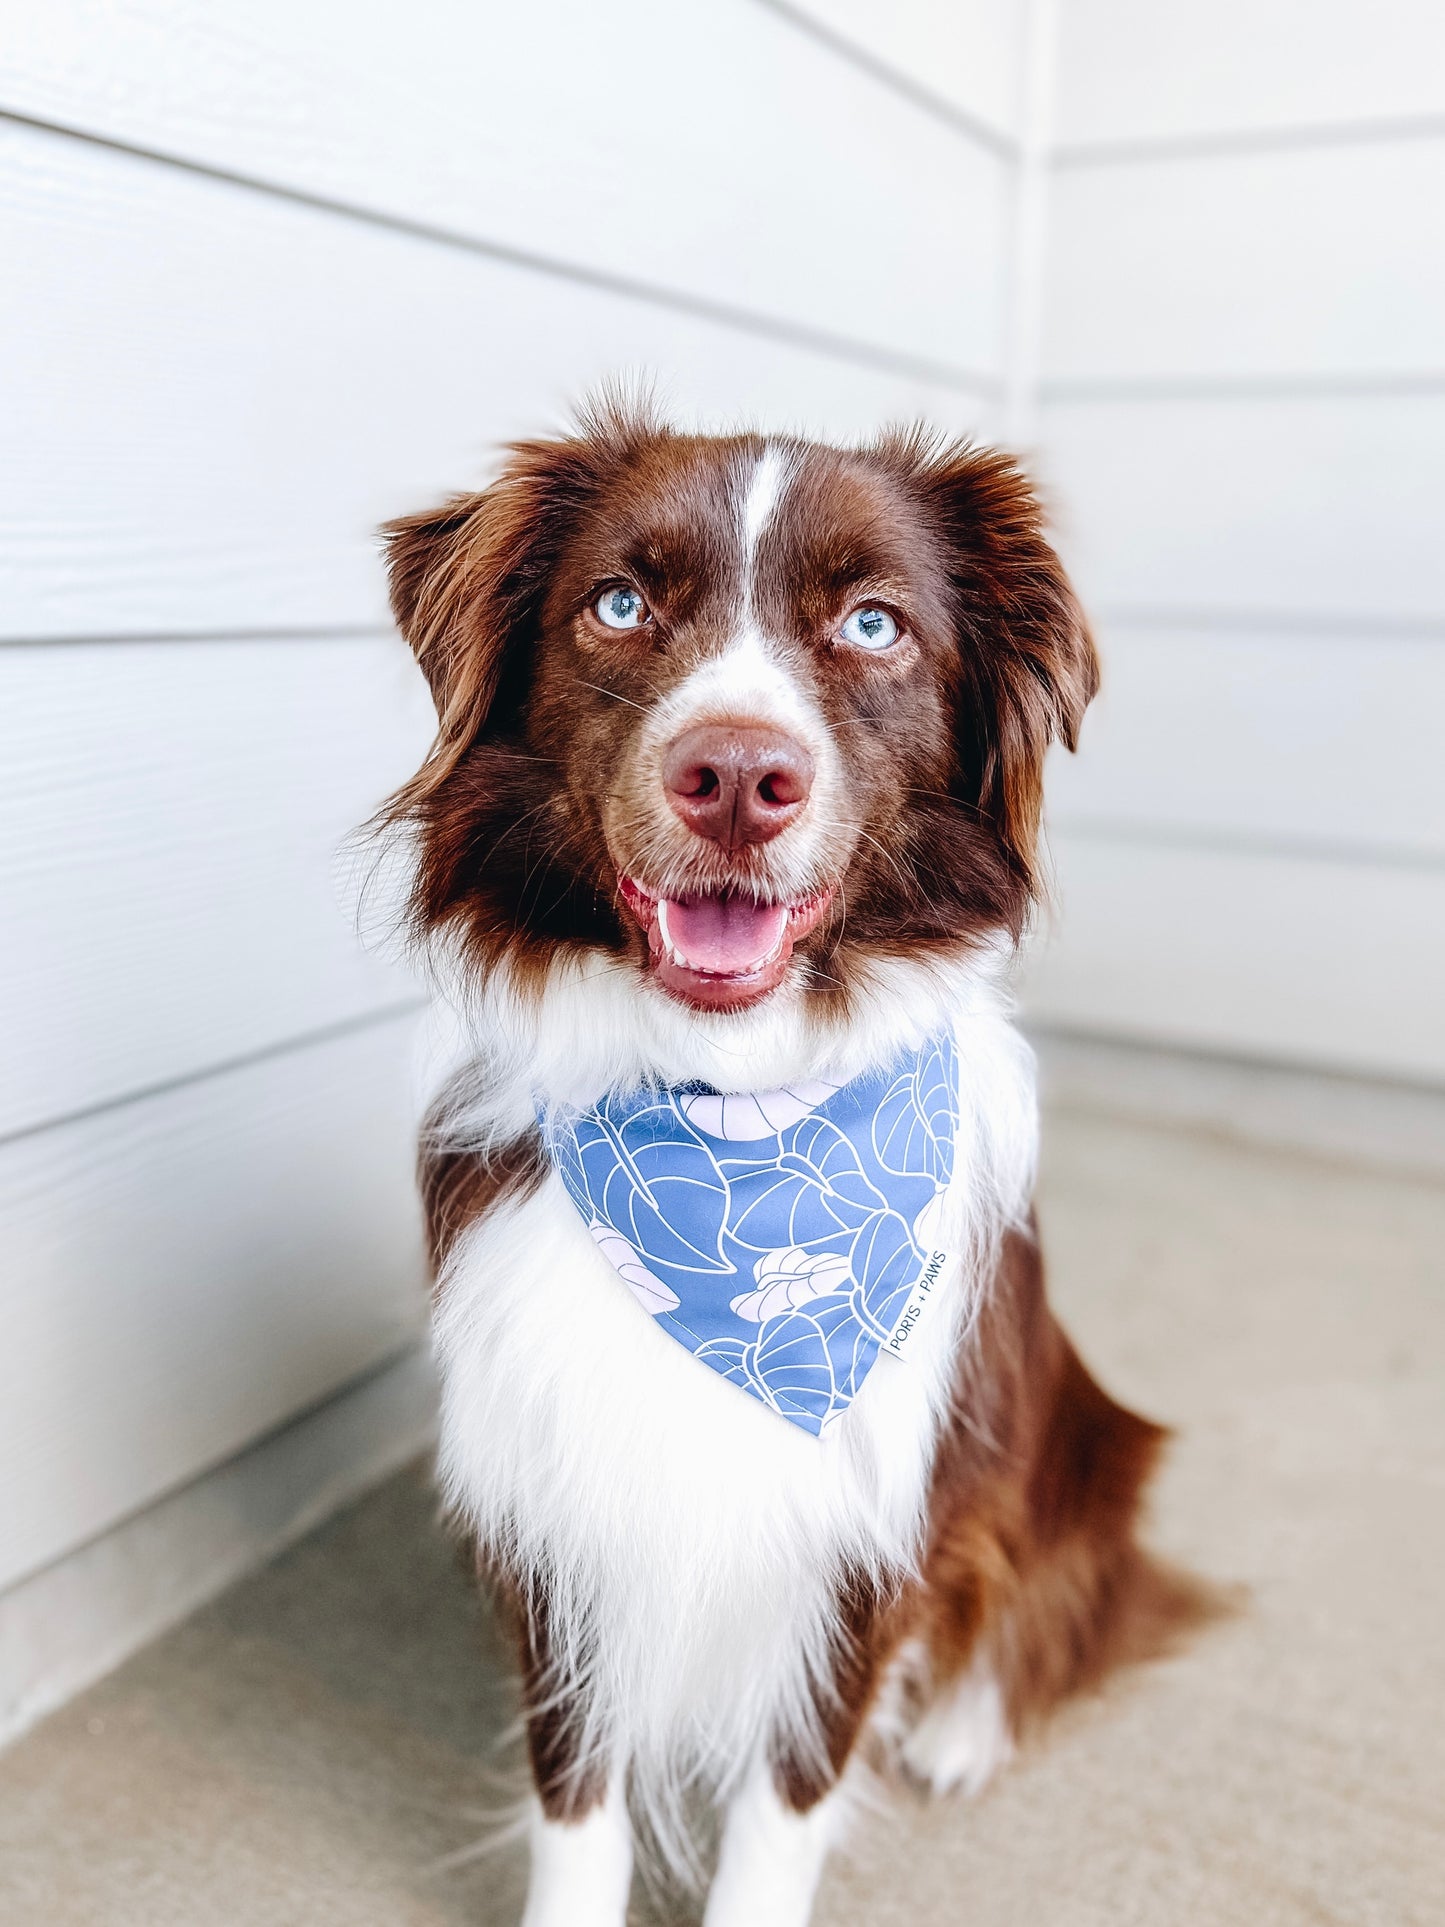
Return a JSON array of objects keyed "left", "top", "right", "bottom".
[
  {"left": 0, "top": 1345, "right": 437, "bottom": 1751},
  {"left": 1031, "top": 1027, "right": 1445, "bottom": 1180}
]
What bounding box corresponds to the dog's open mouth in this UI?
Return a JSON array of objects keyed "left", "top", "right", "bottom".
[{"left": 618, "top": 878, "right": 833, "bottom": 1010}]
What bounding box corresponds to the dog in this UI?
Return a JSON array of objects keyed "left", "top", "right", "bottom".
[{"left": 376, "top": 402, "right": 1208, "bottom": 1925}]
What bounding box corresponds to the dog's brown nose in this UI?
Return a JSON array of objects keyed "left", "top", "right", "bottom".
[{"left": 663, "top": 723, "right": 814, "bottom": 849}]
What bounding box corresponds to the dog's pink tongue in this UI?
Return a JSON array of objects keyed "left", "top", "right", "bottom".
[{"left": 661, "top": 895, "right": 790, "bottom": 974}]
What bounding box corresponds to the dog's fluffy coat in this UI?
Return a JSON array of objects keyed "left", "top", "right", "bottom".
[{"left": 378, "top": 405, "right": 1208, "bottom": 1922}]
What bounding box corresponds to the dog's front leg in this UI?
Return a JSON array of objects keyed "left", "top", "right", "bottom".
[
  {"left": 702, "top": 1754, "right": 843, "bottom": 1927},
  {"left": 512, "top": 1586, "right": 633, "bottom": 1927},
  {"left": 704, "top": 1573, "right": 898, "bottom": 1927},
  {"left": 521, "top": 1775, "right": 632, "bottom": 1927}
]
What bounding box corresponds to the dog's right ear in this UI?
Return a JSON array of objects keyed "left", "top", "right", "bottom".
[
  {"left": 383, "top": 436, "right": 595, "bottom": 756},
  {"left": 383, "top": 494, "right": 486, "bottom": 706},
  {"left": 381, "top": 403, "right": 659, "bottom": 818},
  {"left": 383, "top": 488, "right": 517, "bottom": 754}
]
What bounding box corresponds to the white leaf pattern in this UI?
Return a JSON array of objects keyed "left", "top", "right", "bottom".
[
  {"left": 729, "top": 1245, "right": 853, "bottom": 1323},
  {"left": 588, "top": 1221, "right": 680, "bottom": 1315},
  {"left": 678, "top": 1080, "right": 841, "bottom": 1141}
]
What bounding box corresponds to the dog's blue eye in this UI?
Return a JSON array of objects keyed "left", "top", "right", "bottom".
[
  {"left": 595, "top": 585, "right": 649, "bottom": 630},
  {"left": 839, "top": 606, "right": 899, "bottom": 652}
]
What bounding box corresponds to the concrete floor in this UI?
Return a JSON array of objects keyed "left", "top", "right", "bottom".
[{"left": 3, "top": 1108, "right": 1443, "bottom": 1925}]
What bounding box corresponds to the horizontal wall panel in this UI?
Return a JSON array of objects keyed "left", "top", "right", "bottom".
[
  {"left": 1046, "top": 626, "right": 1445, "bottom": 859},
  {"left": 0, "top": 1015, "right": 427, "bottom": 1593},
  {"left": 0, "top": 637, "right": 432, "bottom": 1139},
  {"left": 0, "top": 0, "right": 1008, "bottom": 371},
  {"left": 1054, "top": 0, "right": 1445, "bottom": 148},
  {"left": 0, "top": 1346, "right": 436, "bottom": 1748},
  {"left": 1023, "top": 834, "right": 1445, "bottom": 1082},
  {"left": 0, "top": 119, "right": 988, "bottom": 643},
  {"left": 1043, "top": 139, "right": 1445, "bottom": 382},
  {"left": 780, "top": 0, "right": 1021, "bottom": 138},
  {"left": 1039, "top": 395, "right": 1445, "bottom": 623}
]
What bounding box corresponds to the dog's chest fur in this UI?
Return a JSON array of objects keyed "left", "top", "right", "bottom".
[{"left": 429, "top": 957, "right": 1037, "bottom": 1802}]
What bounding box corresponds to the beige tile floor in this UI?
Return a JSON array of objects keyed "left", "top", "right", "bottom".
[{"left": 3, "top": 1109, "right": 1443, "bottom": 1926}]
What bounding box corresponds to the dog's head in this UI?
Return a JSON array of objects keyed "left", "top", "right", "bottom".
[{"left": 381, "top": 406, "right": 1096, "bottom": 1022}]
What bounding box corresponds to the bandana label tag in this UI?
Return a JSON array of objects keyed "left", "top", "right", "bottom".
[{"left": 881, "top": 1248, "right": 954, "bottom": 1363}]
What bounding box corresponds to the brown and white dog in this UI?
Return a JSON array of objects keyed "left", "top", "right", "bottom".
[{"left": 378, "top": 404, "right": 1207, "bottom": 1925}]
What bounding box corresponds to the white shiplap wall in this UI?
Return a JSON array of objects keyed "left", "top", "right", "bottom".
[
  {"left": 0, "top": 1, "right": 1022, "bottom": 1637},
  {"left": 1026, "top": 0, "right": 1445, "bottom": 1083}
]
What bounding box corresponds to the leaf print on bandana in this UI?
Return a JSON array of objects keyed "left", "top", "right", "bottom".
[
  {"left": 873, "top": 1031, "right": 959, "bottom": 1189},
  {"left": 729, "top": 1245, "right": 853, "bottom": 1323},
  {"left": 698, "top": 1305, "right": 846, "bottom": 1433},
  {"left": 571, "top": 1097, "right": 732, "bottom": 1276},
  {"left": 847, "top": 1208, "right": 925, "bottom": 1339},
  {"left": 540, "top": 1031, "right": 961, "bottom": 1438},
  {"left": 751, "top": 1309, "right": 841, "bottom": 1429},
  {"left": 725, "top": 1117, "right": 885, "bottom": 1255}
]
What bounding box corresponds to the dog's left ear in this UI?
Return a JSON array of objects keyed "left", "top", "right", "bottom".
[{"left": 905, "top": 439, "right": 1099, "bottom": 888}]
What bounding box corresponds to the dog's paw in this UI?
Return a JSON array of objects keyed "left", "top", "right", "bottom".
[{"left": 900, "top": 1659, "right": 1014, "bottom": 1799}]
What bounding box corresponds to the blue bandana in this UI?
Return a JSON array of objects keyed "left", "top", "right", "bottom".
[{"left": 539, "top": 1033, "right": 959, "bottom": 1437}]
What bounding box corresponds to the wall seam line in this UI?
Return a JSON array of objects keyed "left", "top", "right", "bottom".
[
  {"left": 1027, "top": 1020, "right": 1445, "bottom": 1103},
  {"left": 0, "top": 998, "right": 430, "bottom": 1153},
  {"left": 1051, "top": 818, "right": 1445, "bottom": 874},
  {"left": 1092, "top": 606, "right": 1445, "bottom": 641},
  {"left": 0, "top": 107, "right": 1000, "bottom": 399},
  {"left": 745, "top": 0, "right": 1020, "bottom": 158},
  {"left": 1042, "top": 372, "right": 1445, "bottom": 402},
  {"left": 0, "top": 625, "right": 396, "bottom": 650},
  {"left": 1053, "top": 111, "right": 1445, "bottom": 167}
]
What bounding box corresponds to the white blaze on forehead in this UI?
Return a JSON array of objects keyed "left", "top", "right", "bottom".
[
  {"left": 644, "top": 442, "right": 828, "bottom": 806},
  {"left": 740, "top": 445, "right": 790, "bottom": 569},
  {"left": 644, "top": 446, "right": 816, "bottom": 754}
]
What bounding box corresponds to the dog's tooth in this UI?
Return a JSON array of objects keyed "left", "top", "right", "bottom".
[{"left": 655, "top": 900, "right": 688, "bottom": 968}]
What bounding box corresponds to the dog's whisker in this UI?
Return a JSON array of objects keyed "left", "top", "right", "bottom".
[{"left": 570, "top": 676, "right": 648, "bottom": 712}]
